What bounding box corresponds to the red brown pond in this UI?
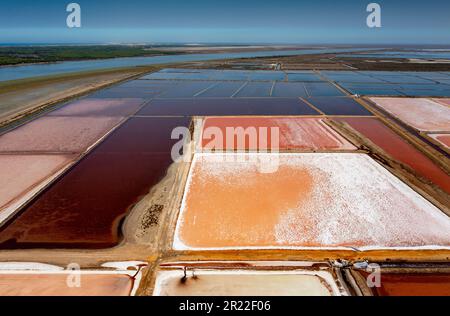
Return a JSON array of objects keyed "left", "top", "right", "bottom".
[
  {"left": 0, "top": 117, "right": 191, "bottom": 249},
  {"left": 360, "top": 272, "right": 450, "bottom": 296},
  {"left": 337, "top": 117, "right": 450, "bottom": 194}
]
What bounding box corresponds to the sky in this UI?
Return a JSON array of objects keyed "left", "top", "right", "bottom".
[{"left": 0, "top": 0, "right": 449, "bottom": 45}]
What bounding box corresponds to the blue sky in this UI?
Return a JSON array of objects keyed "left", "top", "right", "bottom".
[{"left": 1, "top": 0, "right": 449, "bottom": 44}]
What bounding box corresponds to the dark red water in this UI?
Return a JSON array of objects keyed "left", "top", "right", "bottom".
[
  {"left": 0, "top": 117, "right": 191, "bottom": 249},
  {"left": 360, "top": 271, "right": 450, "bottom": 296}
]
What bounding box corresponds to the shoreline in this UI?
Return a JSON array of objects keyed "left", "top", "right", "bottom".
[
  {"left": 0, "top": 65, "right": 164, "bottom": 129},
  {"left": 0, "top": 53, "right": 184, "bottom": 69},
  {"left": 0, "top": 46, "right": 309, "bottom": 68}
]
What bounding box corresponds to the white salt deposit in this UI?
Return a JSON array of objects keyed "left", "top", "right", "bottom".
[
  {"left": 174, "top": 153, "right": 450, "bottom": 250},
  {"left": 370, "top": 97, "right": 450, "bottom": 132}
]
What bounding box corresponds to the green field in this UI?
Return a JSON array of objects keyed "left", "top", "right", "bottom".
[{"left": 0, "top": 45, "right": 181, "bottom": 66}]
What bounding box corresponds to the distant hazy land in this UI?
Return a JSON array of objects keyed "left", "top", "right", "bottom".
[
  {"left": 0, "top": 45, "right": 182, "bottom": 66},
  {"left": 0, "top": 44, "right": 312, "bottom": 66}
]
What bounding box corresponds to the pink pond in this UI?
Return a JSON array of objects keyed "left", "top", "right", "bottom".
[
  {"left": 0, "top": 116, "right": 123, "bottom": 153},
  {"left": 432, "top": 98, "right": 450, "bottom": 107},
  {"left": 429, "top": 134, "right": 450, "bottom": 149},
  {"left": 201, "top": 117, "right": 355, "bottom": 151},
  {"left": 48, "top": 98, "right": 144, "bottom": 117},
  {"left": 0, "top": 274, "right": 133, "bottom": 296},
  {"left": 0, "top": 154, "right": 73, "bottom": 214},
  {"left": 370, "top": 97, "right": 450, "bottom": 132}
]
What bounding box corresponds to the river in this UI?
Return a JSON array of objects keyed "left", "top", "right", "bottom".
[{"left": 0, "top": 47, "right": 380, "bottom": 82}]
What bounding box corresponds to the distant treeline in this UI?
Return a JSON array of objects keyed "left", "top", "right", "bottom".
[{"left": 0, "top": 45, "right": 181, "bottom": 66}]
